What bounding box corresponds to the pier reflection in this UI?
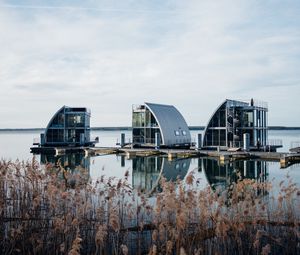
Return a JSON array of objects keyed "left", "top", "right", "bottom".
[
  {"left": 40, "top": 152, "right": 90, "bottom": 187},
  {"left": 200, "top": 158, "right": 268, "bottom": 195},
  {"left": 132, "top": 157, "right": 191, "bottom": 194}
]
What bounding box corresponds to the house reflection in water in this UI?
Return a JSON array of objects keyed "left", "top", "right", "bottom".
[
  {"left": 132, "top": 157, "right": 191, "bottom": 194},
  {"left": 200, "top": 158, "right": 268, "bottom": 195},
  {"left": 40, "top": 153, "right": 90, "bottom": 187}
]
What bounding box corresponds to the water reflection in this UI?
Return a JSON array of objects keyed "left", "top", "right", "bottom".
[
  {"left": 132, "top": 157, "right": 191, "bottom": 194},
  {"left": 38, "top": 152, "right": 269, "bottom": 196},
  {"left": 200, "top": 158, "right": 268, "bottom": 194},
  {"left": 40, "top": 152, "right": 90, "bottom": 187}
]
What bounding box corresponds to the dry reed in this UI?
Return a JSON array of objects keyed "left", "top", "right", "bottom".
[{"left": 0, "top": 158, "right": 299, "bottom": 254}]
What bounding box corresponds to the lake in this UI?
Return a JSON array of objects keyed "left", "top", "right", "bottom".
[
  {"left": 1, "top": 129, "right": 300, "bottom": 254},
  {"left": 0, "top": 129, "right": 299, "bottom": 195}
]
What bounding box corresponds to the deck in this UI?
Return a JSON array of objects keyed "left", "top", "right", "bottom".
[{"left": 30, "top": 146, "right": 300, "bottom": 169}]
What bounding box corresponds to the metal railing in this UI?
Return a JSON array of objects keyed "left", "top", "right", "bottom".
[
  {"left": 132, "top": 104, "right": 145, "bottom": 112},
  {"left": 33, "top": 138, "right": 40, "bottom": 144},
  {"left": 228, "top": 99, "right": 268, "bottom": 109},
  {"left": 290, "top": 141, "right": 300, "bottom": 149},
  {"left": 266, "top": 139, "right": 283, "bottom": 147}
]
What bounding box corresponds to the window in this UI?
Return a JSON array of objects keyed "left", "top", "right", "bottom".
[
  {"left": 182, "top": 130, "right": 187, "bottom": 136},
  {"left": 174, "top": 130, "right": 180, "bottom": 136}
]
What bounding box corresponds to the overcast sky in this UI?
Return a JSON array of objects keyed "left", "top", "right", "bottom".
[{"left": 0, "top": 0, "right": 299, "bottom": 128}]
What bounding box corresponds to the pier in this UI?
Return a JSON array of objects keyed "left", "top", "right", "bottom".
[{"left": 30, "top": 146, "right": 300, "bottom": 169}]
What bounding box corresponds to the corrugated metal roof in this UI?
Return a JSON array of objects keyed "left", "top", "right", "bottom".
[{"left": 145, "top": 102, "right": 191, "bottom": 146}]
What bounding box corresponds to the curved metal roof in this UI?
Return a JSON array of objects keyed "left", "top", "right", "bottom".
[{"left": 145, "top": 102, "right": 191, "bottom": 146}]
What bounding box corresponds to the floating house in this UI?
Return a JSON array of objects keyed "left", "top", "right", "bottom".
[
  {"left": 41, "top": 106, "right": 95, "bottom": 147},
  {"left": 203, "top": 99, "right": 268, "bottom": 150},
  {"left": 132, "top": 102, "right": 191, "bottom": 148}
]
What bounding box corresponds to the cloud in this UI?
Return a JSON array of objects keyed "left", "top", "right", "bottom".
[{"left": 0, "top": 0, "right": 299, "bottom": 128}]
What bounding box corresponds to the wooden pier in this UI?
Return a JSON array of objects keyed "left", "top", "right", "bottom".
[{"left": 30, "top": 146, "right": 300, "bottom": 168}]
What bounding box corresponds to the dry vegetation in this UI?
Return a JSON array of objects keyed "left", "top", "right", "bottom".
[{"left": 0, "top": 158, "right": 299, "bottom": 255}]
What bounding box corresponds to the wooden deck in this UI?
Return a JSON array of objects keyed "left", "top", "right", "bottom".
[{"left": 30, "top": 146, "right": 300, "bottom": 168}]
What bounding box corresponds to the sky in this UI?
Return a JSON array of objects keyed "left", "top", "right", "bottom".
[{"left": 0, "top": 0, "right": 300, "bottom": 128}]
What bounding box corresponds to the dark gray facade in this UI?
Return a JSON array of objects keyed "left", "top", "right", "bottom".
[
  {"left": 132, "top": 102, "right": 191, "bottom": 148},
  {"left": 203, "top": 99, "right": 268, "bottom": 150},
  {"left": 42, "top": 106, "right": 94, "bottom": 146}
]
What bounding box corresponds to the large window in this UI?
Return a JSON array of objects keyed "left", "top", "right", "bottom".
[
  {"left": 50, "top": 112, "right": 64, "bottom": 128},
  {"left": 219, "top": 108, "right": 226, "bottom": 127},
  {"left": 204, "top": 130, "right": 213, "bottom": 146},
  {"left": 220, "top": 130, "right": 226, "bottom": 146},
  {"left": 243, "top": 111, "right": 254, "bottom": 127},
  {"left": 66, "top": 114, "right": 85, "bottom": 128},
  {"left": 46, "top": 129, "right": 64, "bottom": 143},
  {"left": 132, "top": 112, "right": 145, "bottom": 127},
  {"left": 133, "top": 128, "right": 145, "bottom": 143}
]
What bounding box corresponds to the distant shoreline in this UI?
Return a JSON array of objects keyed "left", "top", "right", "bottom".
[{"left": 0, "top": 126, "right": 300, "bottom": 132}]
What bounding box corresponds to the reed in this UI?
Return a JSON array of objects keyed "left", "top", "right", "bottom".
[{"left": 0, "top": 158, "right": 299, "bottom": 254}]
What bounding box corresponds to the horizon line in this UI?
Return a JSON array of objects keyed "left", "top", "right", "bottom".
[{"left": 1, "top": 126, "right": 300, "bottom": 131}]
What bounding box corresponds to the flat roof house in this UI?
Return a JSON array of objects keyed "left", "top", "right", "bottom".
[{"left": 132, "top": 102, "right": 191, "bottom": 148}]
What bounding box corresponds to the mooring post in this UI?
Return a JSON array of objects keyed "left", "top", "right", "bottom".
[
  {"left": 120, "top": 133, "right": 125, "bottom": 148},
  {"left": 197, "top": 133, "right": 202, "bottom": 150},
  {"left": 243, "top": 133, "right": 250, "bottom": 151},
  {"left": 40, "top": 133, "right": 45, "bottom": 146}
]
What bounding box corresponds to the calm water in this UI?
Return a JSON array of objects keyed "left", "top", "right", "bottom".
[{"left": 0, "top": 130, "right": 300, "bottom": 195}]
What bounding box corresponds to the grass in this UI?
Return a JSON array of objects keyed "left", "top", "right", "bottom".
[{"left": 0, "top": 158, "right": 299, "bottom": 254}]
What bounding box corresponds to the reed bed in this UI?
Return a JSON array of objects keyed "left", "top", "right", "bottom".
[{"left": 0, "top": 158, "right": 299, "bottom": 255}]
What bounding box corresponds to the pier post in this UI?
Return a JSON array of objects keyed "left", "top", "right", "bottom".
[
  {"left": 197, "top": 133, "right": 202, "bottom": 150},
  {"left": 121, "top": 133, "right": 125, "bottom": 148},
  {"left": 168, "top": 152, "right": 177, "bottom": 161},
  {"left": 243, "top": 133, "right": 250, "bottom": 151},
  {"left": 40, "top": 133, "right": 45, "bottom": 146}
]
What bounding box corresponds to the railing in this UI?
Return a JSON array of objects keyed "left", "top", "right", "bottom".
[
  {"left": 266, "top": 139, "right": 283, "bottom": 147},
  {"left": 91, "top": 136, "right": 99, "bottom": 144},
  {"left": 132, "top": 137, "right": 156, "bottom": 144},
  {"left": 290, "top": 141, "right": 300, "bottom": 149},
  {"left": 228, "top": 99, "right": 268, "bottom": 109},
  {"left": 251, "top": 99, "right": 268, "bottom": 109},
  {"left": 132, "top": 104, "right": 145, "bottom": 112},
  {"left": 33, "top": 138, "right": 40, "bottom": 145}
]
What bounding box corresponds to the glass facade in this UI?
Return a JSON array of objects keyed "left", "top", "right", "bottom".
[
  {"left": 44, "top": 106, "right": 92, "bottom": 146},
  {"left": 203, "top": 100, "right": 268, "bottom": 149},
  {"left": 132, "top": 106, "right": 161, "bottom": 145}
]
